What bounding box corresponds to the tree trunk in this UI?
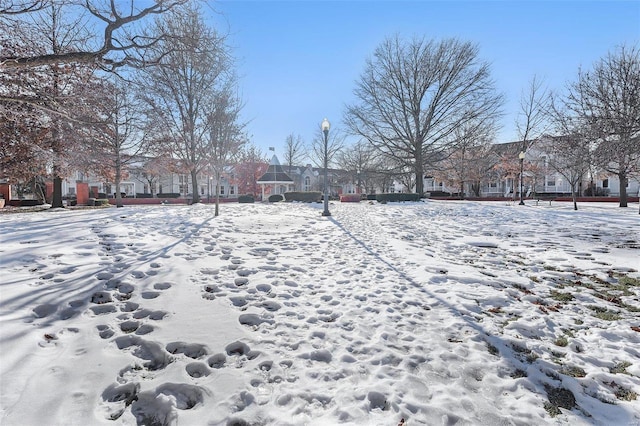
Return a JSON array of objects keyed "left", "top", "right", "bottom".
[
  {"left": 191, "top": 169, "right": 200, "bottom": 204},
  {"left": 215, "top": 173, "right": 220, "bottom": 217},
  {"left": 51, "top": 175, "right": 64, "bottom": 208},
  {"left": 115, "top": 162, "right": 123, "bottom": 208},
  {"left": 618, "top": 172, "right": 628, "bottom": 207},
  {"left": 572, "top": 184, "right": 578, "bottom": 211},
  {"left": 415, "top": 164, "right": 424, "bottom": 196}
]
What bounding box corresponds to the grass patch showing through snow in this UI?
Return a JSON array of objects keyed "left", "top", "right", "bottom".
[
  {"left": 549, "top": 290, "right": 574, "bottom": 302},
  {"left": 588, "top": 305, "right": 622, "bottom": 321},
  {"left": 609, "top": 361, "right": 632, "bottom": 375},
  {"left": 544, "top": 385, "right": 576, "bottom": 417}
]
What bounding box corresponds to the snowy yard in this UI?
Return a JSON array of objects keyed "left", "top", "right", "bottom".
[{"left": 0, "top": 200, "right": 639, "bottom": 426}]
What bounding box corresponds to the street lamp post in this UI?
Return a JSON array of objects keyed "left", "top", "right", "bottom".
[
  {"left": 321, "top": 118, "right": 331, "bottom": 217},
  {"left": 518, "top": 150, "right": 525, "bottom": 205}
]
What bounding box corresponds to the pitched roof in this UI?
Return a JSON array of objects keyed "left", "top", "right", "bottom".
[{"left": 257, "top": 155, "right": 294, "bottom": 183}]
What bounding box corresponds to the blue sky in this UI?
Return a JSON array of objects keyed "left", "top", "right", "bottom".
[{"left": 210, "top": 1, "right": 639, "bottom": 156}]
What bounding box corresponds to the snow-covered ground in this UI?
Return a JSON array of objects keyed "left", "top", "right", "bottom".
[{"left": 1, "top": 200, "right": 639, "bottom": 426}]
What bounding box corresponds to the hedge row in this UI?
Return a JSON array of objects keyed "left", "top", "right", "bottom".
[
  {"left": 283, "top": 191, "right": 322, "bottom": 202},
  {"left": 8, "top": 199, "right": 43, "bottom": 207},
  {"left": 268, "top": 194, "right": 284, "bottom": 203},
  {"left": 238, "top": 194, "right": 255, "bottom": 203},
  {"left": 376, "top": 193, "right": 421, "bottom": 203}
]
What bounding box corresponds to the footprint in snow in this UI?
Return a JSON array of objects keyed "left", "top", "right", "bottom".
[
  {"left": 114, "top": 335, "right": 172, "bottom": 371},
  {"left": 166, "top": 342, "right": 209, "bottom": 359}
]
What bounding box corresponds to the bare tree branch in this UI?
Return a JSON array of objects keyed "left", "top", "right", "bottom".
[{"left": 0, "top": 0, "right": 189, "bottom": 69}]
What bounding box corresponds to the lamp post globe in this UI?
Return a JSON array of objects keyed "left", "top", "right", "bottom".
[
  {"left": 321, "top": 118, "right": 331, "bottom": 217},
  {"left": 518, "top": 150, "right": 525, "bottom": 205}
]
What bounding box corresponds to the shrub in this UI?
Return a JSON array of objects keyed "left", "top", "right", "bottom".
[
  {"left": 136, "top": 193, "right": 154, "bottom": 198},
  {"left": 375, "top": 193, "right": 421, "bottom": 203},
  {"left": 340, "top": 194, "right": 362, "bottom": 203},
  {"left": 268, "top": 194, "right": 284, "bottom": 203},
  {"left": 95, "top": 199, "right": 110, "bottom": 206},
  {"left": 25, "top": 199, "right": 43, "bottom": 206},
  {"left": 283, "top": 191, "right": 322, "bottom": 202},
  {"left": 238, "top": 194, "right": 254, "bottom": 203},
  {"left": 157, "top": 193, "right": 181, "bottom": 198}
]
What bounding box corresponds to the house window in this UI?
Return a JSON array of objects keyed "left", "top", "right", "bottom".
[
  {"left": 220, "top": 186, "right": 225, "bottom": 195},
  {"left": 69, "top": 187, "right": 76, "bottom": 195},
  {"left": 603, "top": 179, "right": 609, "bottom": 188},
  {"left": 304, "top": 176, "right": 311, "bottom": 192},
  {"left": 230, "top": 186, "right": 235, "bottom": 195},
  {"left": 547, "top": 179, "right": 555, "bottom": 187},
  {"left": 201, "top": 187, "right": 204, "bottom": 195},
  {"left": 489, "top": 182, "right": 497, "bottom": 188}
]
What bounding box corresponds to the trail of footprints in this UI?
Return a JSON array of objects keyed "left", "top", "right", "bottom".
[
  {"left": 32, "top": 212, "right": 458, "bottom": 424},
  {"left": 178, "top": 219, "right": 442, "bottom": 422}
]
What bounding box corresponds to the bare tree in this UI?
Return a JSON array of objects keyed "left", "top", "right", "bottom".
[
  {"left": 336, "top": 139, "right": 382, "bottom": 194},
  {"left": 141, "top": 4, "right": 235, "bottom": 205},
  {"left": 433, "top": 116, "right": 497, "bottom": 198},
  {"left": 539, "top": 135, "right": 591, "bottom": 210},
  {"left": 81, "top": 77, "right": 150, "bottom": 207},
  {"left": 0, "top": 2, "right": 102, "bottom": 207},
  {"left": 516, "top": 75, "right": 550, "bottom": 150},
  {"left": 0, "top": 0, "right": 189, "bottom": 70},
  {"left": 514, "top": 75, "right": 549, "bottom": 199},
  {"left": 137, "top": 156, "right": 173, "bottom": 197},
  {"left": 563, "top": 44, "right": 640, "bottom": 208},
  {"left": 233, "top": 144, "right": 268, "bottom": 197},
  {"left": 345, "top": 36, "right": 503, "bottom": 196},
  {"left": 208, "top": 89, "right": 245, "bottom": 216},
  {"left": 282, "top": 133, "right": 306, "bottom": 177},
  {"left": 309, "top": 123, "right": 344, "bottom": 169}
]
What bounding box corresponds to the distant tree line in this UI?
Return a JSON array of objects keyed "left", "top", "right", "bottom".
[
  {"left": 286, "top": 37, "right": 638, "bottom": 211},
  {"left": 0, "top": 0, "right": 249, "bottom": 214},
  {"left": 2, "top": 5, "right": 638, "bottom": 213}
]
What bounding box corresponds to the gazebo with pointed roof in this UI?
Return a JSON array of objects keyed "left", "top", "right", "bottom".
[{"left": 257, "top": 155, "right": 294, "bottom": 200}]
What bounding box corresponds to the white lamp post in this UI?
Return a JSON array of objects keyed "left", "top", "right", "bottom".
[
  {"left": 518, "top": 150, "right": 526, "bottom": 205},
  {"left": 321, "top": 118, "right": 331, "bottom": 216}
]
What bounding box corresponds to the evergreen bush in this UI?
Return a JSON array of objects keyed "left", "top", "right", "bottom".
[
  {"left": 238, "top": 194, "right": 255, "bottom": 203},
  {"left": 375, "top": 193, "right": 421, "bottom": 203},
  {"left": 283, "top": 191, "right": 322, "bottom": 202},
  {"left": 268, "top": 194, "right": 284, "bottom": 203}
]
